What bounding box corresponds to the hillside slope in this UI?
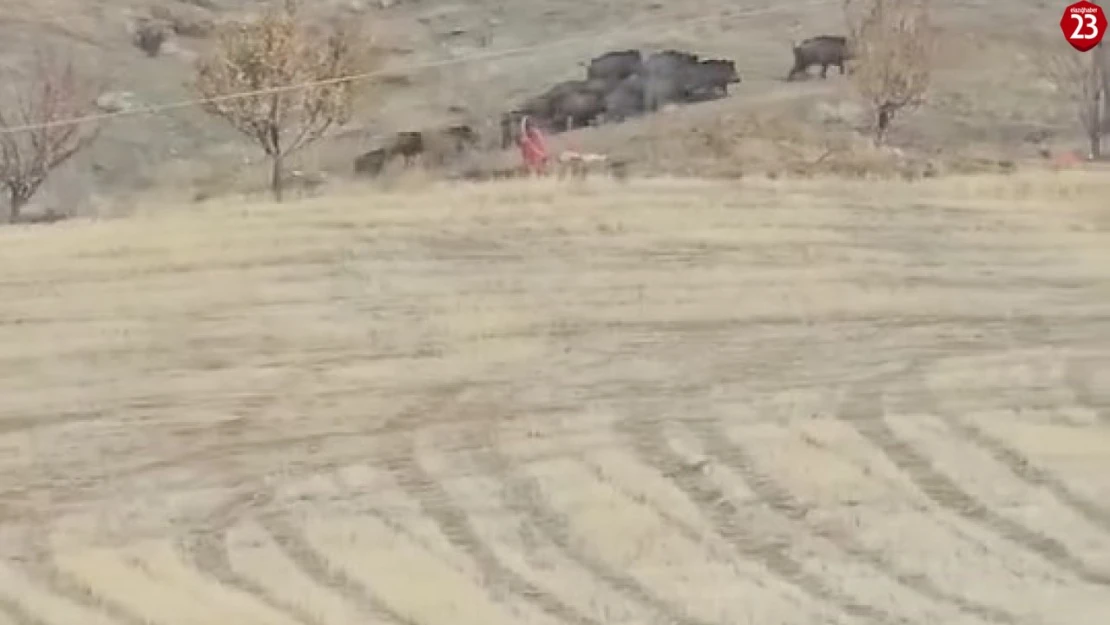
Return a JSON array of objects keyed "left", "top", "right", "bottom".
[
  {"left": 0, "top": 0, "right": 1084, "bottom": 208},
  {"left": 0, "top": 173, "right": 1109, "bottom": 624}
]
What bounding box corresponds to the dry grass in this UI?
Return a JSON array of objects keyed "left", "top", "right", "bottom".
[{"left": 1, "top": 173, "right": 1110, "bottom": 624}]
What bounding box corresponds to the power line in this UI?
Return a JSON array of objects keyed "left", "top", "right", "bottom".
[{"left": 0, "top": 0, "right": 834, "bottom": 135}]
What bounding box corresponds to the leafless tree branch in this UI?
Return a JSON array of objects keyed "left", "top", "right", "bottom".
[
  {"left": 844, "top": 0, "right": 934, "bottom": 144},
  {"left": 0, "top": 48, "right": 101, "bottom": 223},
  {"left": 1039, "top": 41, "right": 1104, "bottom": 159}
]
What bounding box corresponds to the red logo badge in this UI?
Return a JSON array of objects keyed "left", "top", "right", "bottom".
[{"left": 1061, "top": 1, "right": 1107, "bottom": 52}]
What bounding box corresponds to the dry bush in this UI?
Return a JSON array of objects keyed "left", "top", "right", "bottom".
[
  {"left": 192, "top": 0, "right": 377, "bottom": 201},
  {"left": 1039, "top": 41, "right": 1104, "bottom": 159},
  {"left": 0, "top": 49, "right": 101, "bottom": 223},
  {"left": 844, "top": 0, "right": 934, "bottom": 144}
]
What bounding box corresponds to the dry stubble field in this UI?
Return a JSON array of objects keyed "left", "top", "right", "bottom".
[{"left": 1, "top": 173, "right": 1110, "bottom": 625}]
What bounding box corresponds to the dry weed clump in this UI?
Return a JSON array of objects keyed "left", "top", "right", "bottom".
[
  {"left": 0, "top": 48, "right": 101, "bottom": 223},
  {"left": 193, "top": 0, "right": 377, "bottom": 201},
  {"left": 844, "top": 0, "right": 934, "bottom": 144}
]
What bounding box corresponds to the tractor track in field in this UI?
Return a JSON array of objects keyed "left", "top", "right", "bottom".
[
  {"left": 618, "top": 413, "right": 911, "bottom": 625},
  {"left": 903, "top": 357, "right": 1110, "bottom": 537},
  {"left": 381, "top": 432, "right": 603, "bottom": 625},
  {"left": 470, "top": 422, "right": 723, "bottom": 625},
  {"left": 688, "top": 417, "right": 1027, "bottom": 625},
  {"left": 256, "top": 514, "right": 417, "bottom": 625},
  {"left": 838, "top": 367, "right": 1110, "bottom": 589}
]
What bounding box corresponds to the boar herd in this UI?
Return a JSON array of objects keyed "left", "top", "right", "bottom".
[
  {"left": 352, "top": 35, "right": 853, "bottom": 175},
  {"left": 498, "top": 48, "right": 742, "bottom": 148}
]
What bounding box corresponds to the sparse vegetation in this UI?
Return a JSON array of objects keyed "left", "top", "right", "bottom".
[
  {"left": 192, "top": 0, "right": 371, "bottom": 201},
  {"left": 843, "top": 0, "right": 934, "bottom": 144},
  {"left": 0, "top": 48, "right": 101, "bottom": 223}
]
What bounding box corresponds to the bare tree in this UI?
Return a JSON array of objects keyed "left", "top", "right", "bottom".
[
  {"left": 1095, "top": 41, "right": 1110, "bottom": 134},
  {"left": 0, "top": 49, "right": 101, "bottom": 223},
  {"left": 1085, "top": 3, "right": 1110, "bottom": 133},
  {"left": 844, "top": 0, "right": 934, "bottom": 144},
  {"left": 1040, "top": 41, "right": 1104, "bottom": 159},
  {"left": 192, "top": 1, "right": 372, "bottom": 201}
]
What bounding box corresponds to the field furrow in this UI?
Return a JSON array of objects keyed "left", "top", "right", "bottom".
[
  {"left": 662, "top": 418, "right": 982, "bottom": 625},
  {"left": 526, "top": 451, "right": 837, "bottom": 625},
  {"left": 884, "top": 412, "right": 1110, "bottom": 575},
  {"left": 413, "top": 424, "right": 667, "bottom": 625},
  {"left": 474, "top": 418, "right": 719, "bottom": 625},
  {"left": 259, "top": 515, "right": 413, "bottom": 625},
  {"left": 182, "top": 530, "right": 323, "bottom": 625},
  {"left": 698, "top": 417, "right": 1024, "bottom": 625},
  {"left": 775, "top": 408, "right": 1110, "bottom": 620},
  {"left": 0, "top": 563, "right": 119, "bottom": 625},
  {"left": 913, "top": 353, "right": 1110, "bottom": 534},
  {"left": 967, "top": 412, "right": 1110, "bottom": 514},
  {"left": 382, "top": 431, "right": 602, "bottom": 625},
  {"left": 302, "top": 512, "right": 557, "bottom": 625},
  {"left": 838, "top": 379, "right": 1110, "bottom": 585},
  {"left": 616, "top": 415, "right": 876, "bottom": 625},
  {"left": 8, "top": 532, "right": 150, "bottom": 625},
  {"left": 219, "top": 519, "right": 367, "bottom": 625},
  {"left": 52, "top": 540, "right": 303, "bottom": 625}
]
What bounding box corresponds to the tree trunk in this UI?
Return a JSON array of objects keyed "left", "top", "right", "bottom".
[
  {"left": 1103, "top": 80, "right": 1110, "bottom": 135},
  {"left": 1101, "top": 49, "right": 1110, "bottom": 133},
  {"left": 874, "top": 104, "right": 893, "bottom": 145},
  {"left": 270, "top": 152, "right": 284, "bottom": 202},
  {"left": 1088, "top": 51, "right": 1104, "bottom": 160},
  {"left": 266, "top": 105, "right": 284, "bottom": 202},
  {"left": 8, "top": 188, "right": 26, "bottom": 223},
  {"left": 1096, "top": 37, "right": 1110, "bottom": 134},
  {"left": 1090, "top": 87, "right": 1102, "bottom": 160}
]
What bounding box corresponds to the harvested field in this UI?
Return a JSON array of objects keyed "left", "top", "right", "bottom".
[{"left": 0, "top": 173, "right": 1109, "bottom": 624}]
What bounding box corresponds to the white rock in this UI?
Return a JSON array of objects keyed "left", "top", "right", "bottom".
[{"left": 95, "top": 91, "right": 143, "bottom": 113}]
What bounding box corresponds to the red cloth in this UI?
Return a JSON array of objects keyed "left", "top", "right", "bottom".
[{"left": 518, "top": 116, "right": 548, "bottom": 174}]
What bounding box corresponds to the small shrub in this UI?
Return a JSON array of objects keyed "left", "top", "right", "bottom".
[{"left": 844, "top": 0, "right": 935, "bottom": 144}]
